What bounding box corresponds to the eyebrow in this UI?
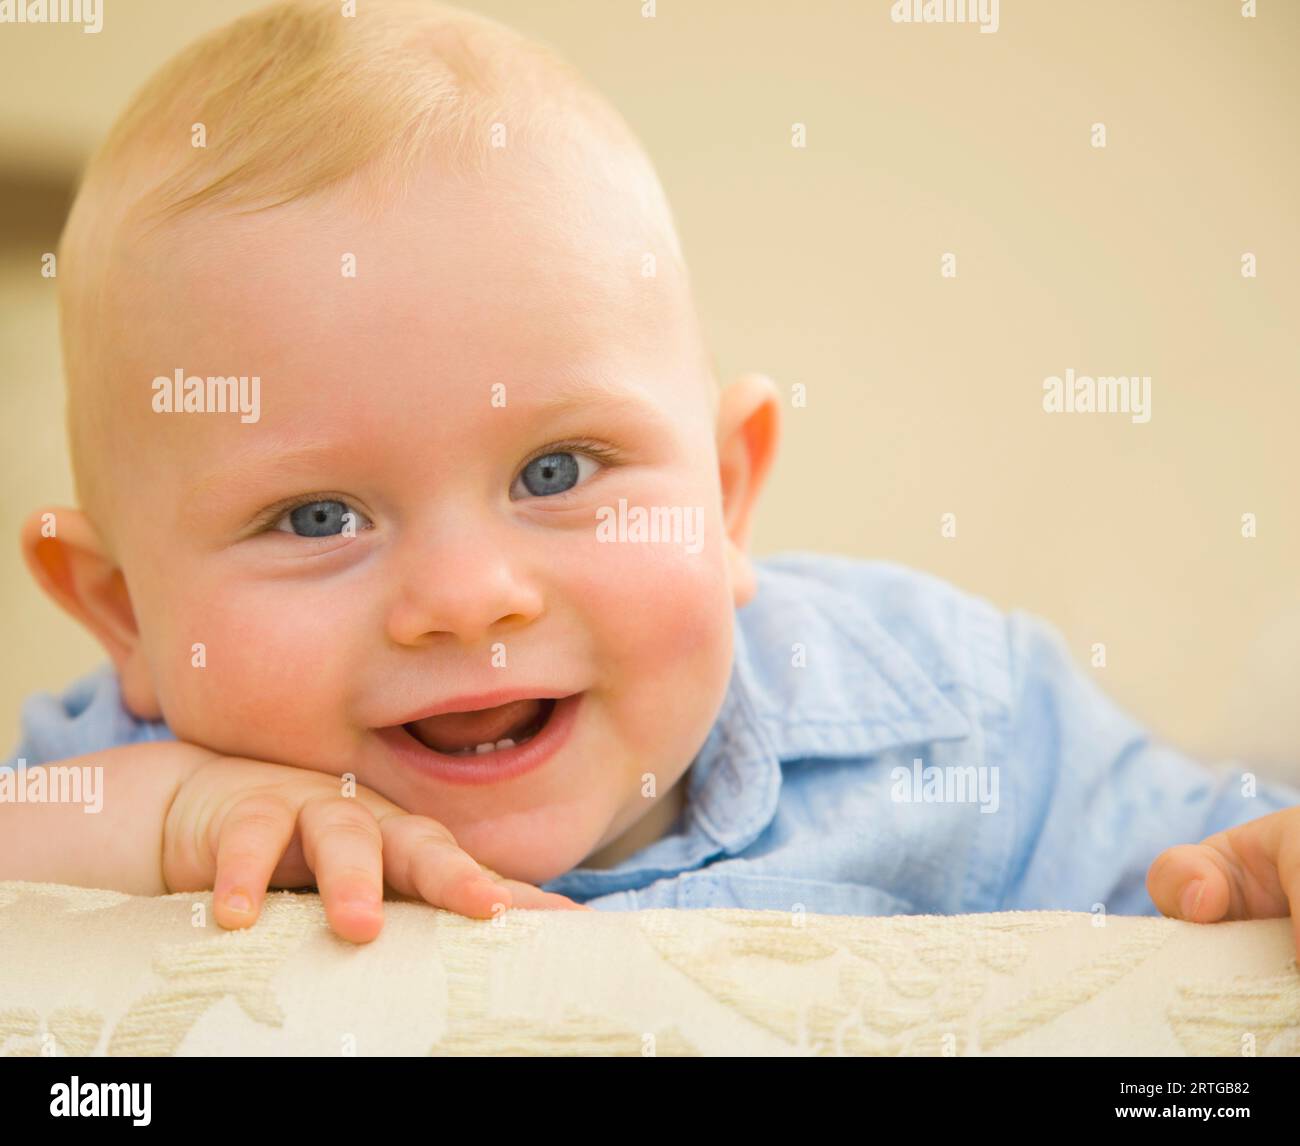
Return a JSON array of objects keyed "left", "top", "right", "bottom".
[
  {"left": 182, "top": 438, "right": 347, "bottom": 518},
  {"left": 180, "top": 376, "right": 662, "bottom": 513},
  {"left": 529, "top": 372, "right": 662, "bottom": 419}
]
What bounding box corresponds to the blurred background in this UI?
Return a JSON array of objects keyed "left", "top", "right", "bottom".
[{"left": 1, "top": 0, "right": 1297, "bottom": 775}]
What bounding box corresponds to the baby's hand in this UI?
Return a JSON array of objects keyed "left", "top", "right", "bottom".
[
  {"left": 1147, "top": 805, "right": 1300, "bottom": 955},
  {"left": 162, "top": 755, "right": 589, "bottom": 942}
]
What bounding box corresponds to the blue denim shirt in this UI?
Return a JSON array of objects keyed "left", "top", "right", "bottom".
[{"left": 7, "top": 554, "right": 1296, "bottom": 917}]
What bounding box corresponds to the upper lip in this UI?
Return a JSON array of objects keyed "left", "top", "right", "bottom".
[{"left": 387, "top": 687, "right": 580, "bottom": 728}]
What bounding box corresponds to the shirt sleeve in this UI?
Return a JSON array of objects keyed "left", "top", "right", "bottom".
[
  {"left": 2, "top": 664, "right": 175, "bottom": 771},
  {"left": 997, "top": 610, "right": 1300, "bottom": 917}
]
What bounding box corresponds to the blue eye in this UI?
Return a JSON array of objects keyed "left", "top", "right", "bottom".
[
  {"left": 514, "top": 452, "right": 598, "bottom": 498},
  {"left": 277, "top": 499, "right": 361, "bottom": 537},
  {"left": 521, "top": 453, "right": 578, "bottom": 496}
]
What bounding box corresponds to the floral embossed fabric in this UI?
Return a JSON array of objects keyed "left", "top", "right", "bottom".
[{"left": 0, "top": 881, "right": 1296, "bottom": 1056}]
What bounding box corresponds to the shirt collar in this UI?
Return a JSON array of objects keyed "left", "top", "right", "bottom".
[
  {"left": 685, "top": 562, "right": 972, "bottom": 856},
  {"left": 542, "top": 562, "right": 972, "bottom": 897}
]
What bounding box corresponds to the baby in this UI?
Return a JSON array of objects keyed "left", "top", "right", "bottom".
[{"left": 5, "top": 0, "right": 1298, "bottom": 951}]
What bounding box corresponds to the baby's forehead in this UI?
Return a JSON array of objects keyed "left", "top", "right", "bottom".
[
  {"left": 119, "top": 146, "right": 689, "bottom": 368},
  {"left": 101, "top": 159, "right": 708, "bottom": 453},
  {"left": 122, "top": 100, "right": 665, "bottom": 269}
]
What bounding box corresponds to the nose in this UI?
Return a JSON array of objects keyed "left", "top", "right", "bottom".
[{"left": 385, "top": 521, "right": 544, "bottom": 647}]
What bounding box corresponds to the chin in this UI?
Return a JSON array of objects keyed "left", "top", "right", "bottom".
[
  {"left": 472, "top": 840, "right": 592, "bottom": 888},
  {"left": 449, "top": 810, "right": 610, "bottom": 887}
]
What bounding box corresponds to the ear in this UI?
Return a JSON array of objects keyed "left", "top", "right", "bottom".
[
  {"left": 20, "top": 507, "right": 163, "bottom": 721},
  {"left": 716, "top": 373, "right": 781, "bottom": 607}
]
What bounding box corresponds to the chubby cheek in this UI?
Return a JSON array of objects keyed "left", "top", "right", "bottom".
[
  {"left": 141, "top": 575, "right": 364, "bottom": 769},
  {"left": 573, "top": 514, "right": 736, "bottom": 759}
]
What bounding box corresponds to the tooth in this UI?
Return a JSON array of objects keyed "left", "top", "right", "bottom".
[
  {"left": 494, "top": 738, "right": 515, "bottom": 750},
  {"left": 476, "top": 743, "right": 495, "bottom": 755}
]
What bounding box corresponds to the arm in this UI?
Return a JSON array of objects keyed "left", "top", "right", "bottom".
[
  {"left": 997, "top": 610, "right": 1299, "bottom": 918},
  {"left": 2, "top": 743, "right": 587, "bottom": 942},
  {"left": 1, "top": 741, "right": 213, "bottom": 895}
]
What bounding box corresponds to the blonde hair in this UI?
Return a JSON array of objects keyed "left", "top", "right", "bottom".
[
  {"left": 78, "top": 0, "right": 640, "bottom": 223},
  {"left": 58, "top": 0, "right": 687, "bottom": 537}
]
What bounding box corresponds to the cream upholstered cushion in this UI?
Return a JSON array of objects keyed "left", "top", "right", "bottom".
[{"left": 0, "top": 880, "right": 1296, "bottom": 1056}]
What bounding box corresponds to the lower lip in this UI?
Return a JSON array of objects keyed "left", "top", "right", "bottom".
[{"left": 375, "top": 693, "right": 582, "bottom": 787}]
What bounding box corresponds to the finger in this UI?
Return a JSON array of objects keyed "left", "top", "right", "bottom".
[
  {"left": 1148, "top": 808, "right": 1300, "bottom": 944},
  {"left": 379, "top": 815, "right": 516, "bottom": 919},
  {"left": 1218, "top": 811, "right": 1300, "bottom": 952},
  {"left": 472, "top": 861, "right": 592, "bottom": 911},
  {"left": 1227, "top": 813, "right": 1300, "bottom": 957},
  {"left": 491, "top": 878, "right": 593, "bottom": 911},
  {"left": 212, "top": 794, "right": 296, "bottom": 932},
  {"left": 1146, "top": 843, "right": 1238, "bottom": 923},
  {"left": 299, "top": 797, "right": 386, "bottom": 944}
]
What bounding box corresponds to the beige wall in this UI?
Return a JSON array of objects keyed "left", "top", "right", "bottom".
[{"left": 1, "top": 0, "right": 1297, "bottom": 775}]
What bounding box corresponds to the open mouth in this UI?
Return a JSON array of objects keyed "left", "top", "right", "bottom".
[{"left": 402, "top": 697, "right": 558, "bottom": 758}]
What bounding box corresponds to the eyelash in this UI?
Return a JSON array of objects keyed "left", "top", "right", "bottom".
[
  {"left": 517, "top": 438, "right": 622, "bottom": 479},
  {"left": 249, "top": 492, "right": 365, "bottom": 537},
  {"left": 250, "top": 438, "right": 622, "bottom": 534}
]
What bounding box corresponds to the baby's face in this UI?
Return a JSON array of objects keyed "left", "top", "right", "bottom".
[{"left": 100, "top": 155, "right": 741, "bottom": 883}]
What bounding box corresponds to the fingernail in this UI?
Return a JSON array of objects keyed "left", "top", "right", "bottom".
[
  {"left": 1180, "top": 880, "right": 1206, "bottom": 920},
  {"left": 225, "top": 891, "right": 253, "bottom": 915}
]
